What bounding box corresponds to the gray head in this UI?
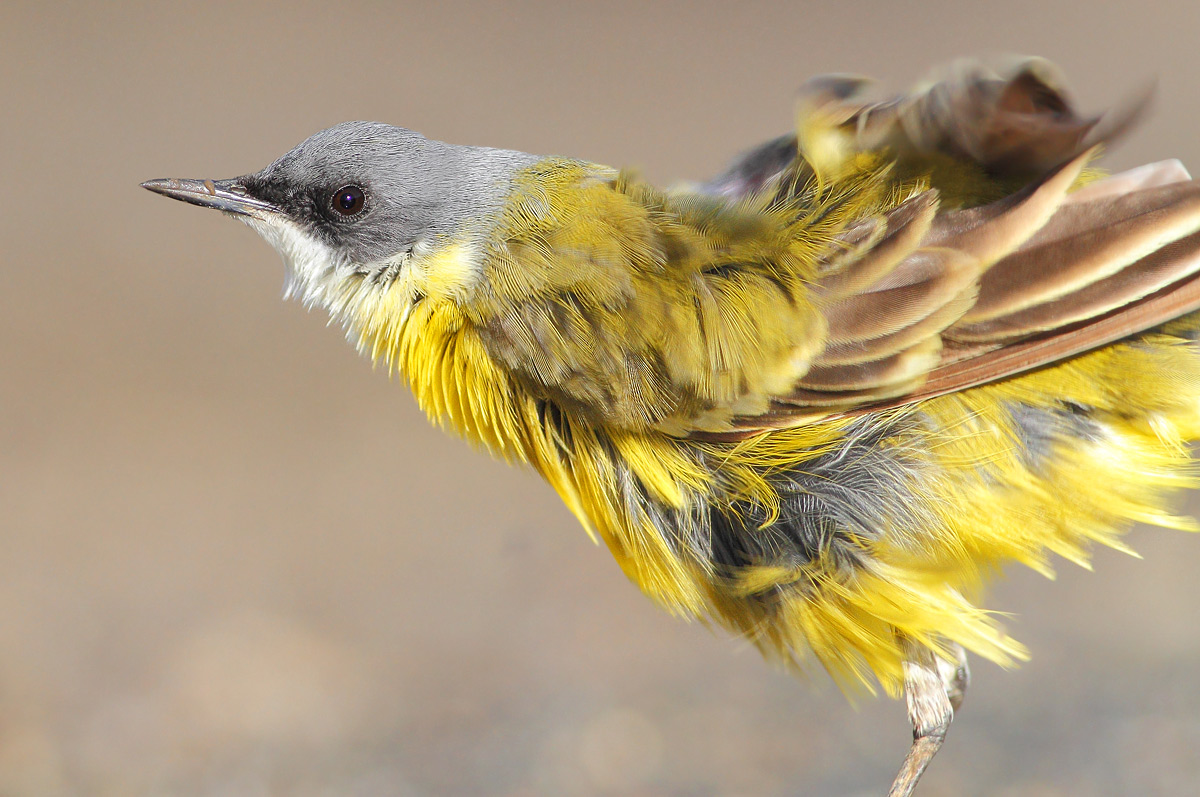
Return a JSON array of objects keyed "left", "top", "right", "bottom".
[{"left": 143, "top": 121, "right": 541, "bottom": 302}]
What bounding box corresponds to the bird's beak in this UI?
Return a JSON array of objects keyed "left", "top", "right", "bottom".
[{"left": 141, "top": 177, "right": 280, "bottom": 218}]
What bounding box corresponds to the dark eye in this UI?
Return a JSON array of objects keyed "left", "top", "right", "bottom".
[{"left": 330, "top": 185, "right": 366, "bottom": 217}]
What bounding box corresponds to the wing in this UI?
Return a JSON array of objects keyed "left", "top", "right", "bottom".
[
  {"left": 702, "top": 58, "right": 1148, "bottom": 207},
  {"left": 478, "top": 161, "right": 873, "bottom": 435},
  {"left": 721, "top": 153, "right": 1200, "bottom": 439},
  {"left": 476, "top": 61, "right": 1200, "bottom": 439}
]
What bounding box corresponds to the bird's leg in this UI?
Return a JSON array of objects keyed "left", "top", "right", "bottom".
[
  {"left": 942, "top": 642, "right": 970, "bottom": 714},
  {"left": 886, "top": 639, "right": 970, "bottom": 797}
]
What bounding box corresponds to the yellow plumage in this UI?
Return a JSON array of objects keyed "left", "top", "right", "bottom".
[
  {"left": 344, "top": 132, "right": 1200, "bottom": 695},
  {"left": 352, "top": 260, "right": 1200, "bottom": 694},
  {"left": 143, "top": 56, "right": 1200, "bottom": 795}
]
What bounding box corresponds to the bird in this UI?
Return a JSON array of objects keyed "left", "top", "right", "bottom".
[{"left": 143, "top": 59, "right": 1200, "bottom": 796}]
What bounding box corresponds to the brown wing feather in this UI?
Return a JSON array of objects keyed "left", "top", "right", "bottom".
[
  {"left": 774, "top": 150, "right": 1093, "bottom": 411},
  {"left": 850, "top": 58, "right": 1148, "bottom": 181},
  {"left": 950, "top": 230, "right": 1200, "bottom": 343},
  {"left": 899, "top": 273, "right": 1200, "bottom": 408},
  {"left": 689, "top": 62, "right": 1200, "bottom": 441},
  {"left": 814, "top": 289, "right": 977, "bottom": 366},
  {"left": 759, "top": 170, "right": 1200, "bottom": 435},
  {"left": 797, "top": 336, "right": 945, "bottom": 393},
  {"left": 704, "top": 171, "right": 1200, "bottom": 439},
  {"left": 818, "top": 248, "right": 980, "bottom": 344},
  {"left": 920, "top": 148, "right": 1093, "bottom": 266},
  {"left": 953, "top": 181, "right": 1200, "bottom": 328},
  {"left": 1065, "top": 159, "right": 1191, "bottom": 203},
  {"left": 817, "top": 192, "right": 939, "bottom": 298}
]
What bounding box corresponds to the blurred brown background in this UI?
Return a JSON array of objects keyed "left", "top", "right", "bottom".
[{"left": 4, "top": 1, "right": 1200, "bottom": 795}]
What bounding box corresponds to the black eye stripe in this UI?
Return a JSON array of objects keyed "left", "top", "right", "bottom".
[{"left": 330, "top": 185, "right": 366, "bottom": 217}]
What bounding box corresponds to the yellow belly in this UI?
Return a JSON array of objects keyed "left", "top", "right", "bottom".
[
  {"left": 358, "top": 271, "right": 1200, "bottom": 694},
  {"left": 565, "top": 315, "right": 1200, "bottom": 693}
]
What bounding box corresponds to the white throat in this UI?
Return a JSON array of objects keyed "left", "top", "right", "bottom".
[{"left": 241, "top": 215, "right": 352, "bottom": 309}]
